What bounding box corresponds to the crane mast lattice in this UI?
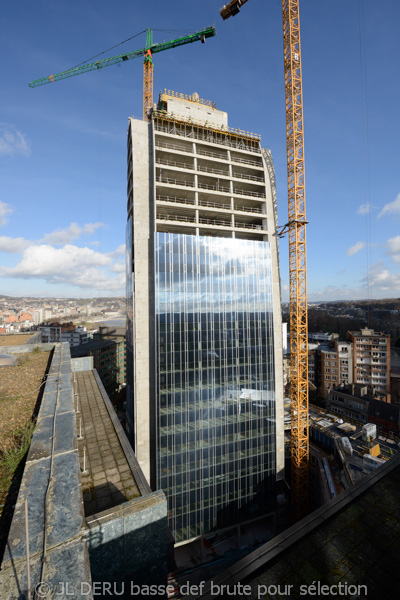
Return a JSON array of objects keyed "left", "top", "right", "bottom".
[
  {"left": 282, "top": 0, "right": 309, "bottom": 520},
  {"left": 221, "top": 0, "right": 309, "bottom": 519}
]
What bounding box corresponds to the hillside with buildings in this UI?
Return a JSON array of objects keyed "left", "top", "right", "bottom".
[{"left": 0, "top": 296, "right": 125, "bottom": 335}]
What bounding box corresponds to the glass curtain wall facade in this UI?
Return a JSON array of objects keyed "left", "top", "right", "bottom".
[
  {"left": 156, "top": 233, "right": 276, "bottom": 542},
  {"left": 126, "top": 91, "right": 284, "bottom": 545}
]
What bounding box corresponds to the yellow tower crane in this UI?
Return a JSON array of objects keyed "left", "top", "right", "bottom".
[{"left": 221, "top": 0, "right": 309, "bottom": 520}]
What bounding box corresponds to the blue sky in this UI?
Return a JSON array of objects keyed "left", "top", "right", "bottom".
[{"left": 1, "top": 0, "right": 399, "bottom": 300}]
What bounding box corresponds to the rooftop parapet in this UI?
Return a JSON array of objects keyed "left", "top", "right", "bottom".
[
  {"left": 153, "top": 108, "right": 261, "bottom": 142},
  {"left": 159, "top": 89, "right": 217, "bottom": 109}
]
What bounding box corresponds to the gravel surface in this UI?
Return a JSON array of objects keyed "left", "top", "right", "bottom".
[{"left": 0, "top": 334, "right": 35, "bottom": 346}]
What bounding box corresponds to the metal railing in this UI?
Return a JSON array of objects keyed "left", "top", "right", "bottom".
[
  {"left": 231, "top": 155, "right": 263, "bottom": 167},
  {"left": 156, "top": 196, "right": 265, "bottom": 217},
  {"left": 199, "top": 217, "right": 231, "bottom": 227},
  {"left": 157, "top": 214, "right": 196, "bottom": 224},
  {"left": 235, "top": 222, "right": 264, "bottom": 231},
  {"left": 232, "top": 171, "right": 264, "bottom": 183},
  {"left": 155, "top": 140, "right": 193, "bottom": 153},
  {"left": 156, "top": 194, "right": 195, "bottom": 206},
  {"left": 154, "top": 121, "right": 261, "bottom": 153},
  {"left": 198, "top": 181, "right": 231, "bottom": 194},
  {"left": 197, "top": 148, "right": 227, "bottom": 160},
  {"left": 156, "top": 157, "right": 194, "bottom": 170},
  {"left": 197, "top": 164, "right": 229, "bottom": 176},
  {"left": 156, "top": 156, "right": 263, "bottom": 184},
  {"left": 233, "top": 187, "right": 266, "bottom": 198},
  {"left": 153, "top": 109, "right": 260, "bottom": 140},
  {"left": 157, "top": 177, "right": 266, "bottom": 198},
  {"left": 161, "top": 89, "right": 216, "bottom": 109},
  {"left": 157, "top": 214, "right": 264, "bottom": 231},
  {"left": 158, "top": 176, "right": 195, "bottom": 187},
  {"left": 198, "top": 199, "right": 231, "bottom": 211},
  {"left": 235, "top": 205, "right": 264, "bottom": 214}
]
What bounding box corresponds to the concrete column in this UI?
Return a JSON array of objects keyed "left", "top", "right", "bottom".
[
  {"left": 130, "top": 118, "right": 152, "bottom": 485},
  {"left": 261, "top": 146, "right": 285, "bottom": 481},
  {"left": 227, "top": 150, "right": 232, "bottom": 177}
]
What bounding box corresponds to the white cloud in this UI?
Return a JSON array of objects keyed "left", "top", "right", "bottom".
[
  {"left": 0, "top": 124, "right": 31, "bottom": 157},
  {"left": 357, "top": 203, "right": 371, "bottom": 215},
  {"left": 308, "top": 284, "right": 359, "bottom": 301},
  {"left": 347, "top": 241, "right": 365, "bottom": 256},
  {"left": 111, "top": 244, "right": 126, "bottom": 256},
  {"left": 0, "top": 244, "right": 125, "bottom": 291},
  {"left": 41, "top": 222, "right": 103, "bottom": 245},
  {"left": 386, "top": 235, "right": 400, "bottom": 265},
  {"left": 110, "top": 261, "right": 125, "bottom": 273},
  {"left": 387, "top": 235, "right": 400, "bottom": 255},
  {"left": 0, "top": 201, "right": 13, "bottom": 227},
  {"left": 363, "top": 261, "right": 400, "bottom": 294},
  {"left": 378, "top": 193, "right": 400, "bottom": 219},
  {"left": 0, "top": 236, "right": 31, "bottom": 253},
  {"left": 82, "top": 222, "right": 103, "bottom": 236}
]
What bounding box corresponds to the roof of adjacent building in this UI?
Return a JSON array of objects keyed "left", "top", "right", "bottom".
[
  {"left": 70, "top": 337, "right": 124, "bottom": 357},
  {"left": 184, "top": 455, "right": 400, "bottom": 600},
  {"left": 75, "top": 370, "right": 149, "bottom": 516}
]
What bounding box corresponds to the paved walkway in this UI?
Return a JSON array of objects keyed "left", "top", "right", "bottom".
[{"left": 75, "top": 371, "right": 141, "bottom": 516}]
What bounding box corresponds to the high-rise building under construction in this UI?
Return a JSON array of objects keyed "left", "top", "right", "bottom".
[{"left": 126, "top": 90, "right": 284, "bottom": 543}]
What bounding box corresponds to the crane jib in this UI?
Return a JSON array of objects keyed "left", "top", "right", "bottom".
[{"left": 28, "top": 27, "right": 216, "bottom": 88}]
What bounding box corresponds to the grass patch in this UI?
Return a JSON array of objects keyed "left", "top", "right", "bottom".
[
  {"left": 0, "top": 421, "right": 35, "bottom": 504},
  {"left": 17, "top": 355, "right": 30, "bottom": 367}
]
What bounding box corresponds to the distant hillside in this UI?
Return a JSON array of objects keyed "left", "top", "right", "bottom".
[{"left": 305, "top": 299, "right": 400, "bottom": 346}]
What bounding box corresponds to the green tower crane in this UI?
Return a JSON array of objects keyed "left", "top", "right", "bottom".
[{"left": 29, "top": 26, "right": 216, "bottom": 120}]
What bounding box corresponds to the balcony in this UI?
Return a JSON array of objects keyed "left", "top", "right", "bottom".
[
  {"left": 233, "top": 186, "right": 265, "bottom": 199},
  {"left": 155, "top": 140, "right": 193, "bottom": 153},
  {"left": 154, "top": 120, "right": 261, "bottom": 154},
  {"left": 156, "top": 156, "right": 194, "bottom": 171},
  {"left": 157, "top": 213, "right": 196, "bottom": 225},
  {"left": 232, "top": 171, "right": 264, "bottom": 183},
  {"left": 198, "top": 199, "right": 231, "bottom": 211},
  {"left": 198, "top": 181, "right": 231, "bottom": 194},
  {"left": 197, "top": 163, "right": 229, "bottom": 177},
  {"left": 196, "top": 147, "right": 227, "bottom": 161},
  {"left": 158, "top": 176, "right": 195, "bottom": 188},
  {"left": 230, "top": 153, "right": 263, "bottom": 168},
  {"left": 156, "top": 213, "right": 266, "bottom": 234},
  {"left": 235, "top": 221, "right": 264, "bottom": 231},
  {"left": 156, "top": 194, "right": 195, "bottom": 208}
]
